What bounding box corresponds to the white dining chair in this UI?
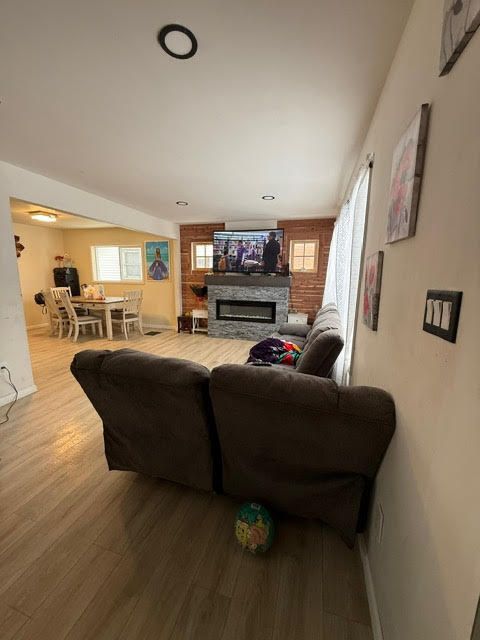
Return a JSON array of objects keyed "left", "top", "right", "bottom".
[
  {"left": 51, "top": 286, "right": 89, "bottom": 316},
  {"left": 44, "top": 290, "right": 70, "bottom": 339},
  {"left": 59, "top": 291, "right": 103, "bottom": 342},
  {"left": 111, "top": 290, "right": 144, "bottom": 340}
]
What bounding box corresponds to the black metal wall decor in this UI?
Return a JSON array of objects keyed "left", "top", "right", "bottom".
[
  {"left": 157, "top": 24, "right": 198, "bottom": 60},
  {"left": 423, "top": 290, "right": 463, "bottom": 343}
]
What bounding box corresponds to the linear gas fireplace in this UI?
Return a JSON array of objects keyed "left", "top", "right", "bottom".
[{"left": 216, "top": 299, "right": 276, "bottom": 324}]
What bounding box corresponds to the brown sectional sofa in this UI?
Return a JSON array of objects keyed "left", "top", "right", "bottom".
[{"left": 71, "top": 346, "right": 395, "bottom": 546}]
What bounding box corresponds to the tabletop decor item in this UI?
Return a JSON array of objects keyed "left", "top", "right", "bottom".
[
  {"left": 440, "top": 0, "right": 480, "bottom": 76},
  {"left": 190, "top": 285, "right": 208, "bottom": 308},
  {"left": 386, "top": 104, "right": 430, "bottom": 244},
  {"left": 235, "top": 502, "right": 274, "bottom": 554}
]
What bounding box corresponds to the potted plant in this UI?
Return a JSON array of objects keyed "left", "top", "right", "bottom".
[{"left": 190, "top": 285, "right": 208, "bottom": 309}]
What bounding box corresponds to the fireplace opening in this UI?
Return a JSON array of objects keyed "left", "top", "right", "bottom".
[{"left": 216, "top": 299, "right": 276, "bottom": 324}]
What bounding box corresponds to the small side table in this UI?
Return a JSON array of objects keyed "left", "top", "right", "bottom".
[
  {"left": 192, "top": 309, "right": 208, "bottom": 334},
  {"left": 177, "top": 315, "right": 193, "bottom": 334},
  {"left": 288, "top": 312, "right": 309, "bottom": 324}
]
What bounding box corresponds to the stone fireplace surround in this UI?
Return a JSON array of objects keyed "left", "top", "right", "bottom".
[{"left": 205, "top": 274, "right": 291, "bottom": 340}]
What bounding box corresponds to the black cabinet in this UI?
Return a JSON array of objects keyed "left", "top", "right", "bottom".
[{"left": 53, "top": 267, "right": 81, "bottom": 296}]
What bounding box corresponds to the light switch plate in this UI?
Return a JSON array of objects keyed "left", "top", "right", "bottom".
[{"left": 423, "top": 290, "right": 462, "bottom": 343}]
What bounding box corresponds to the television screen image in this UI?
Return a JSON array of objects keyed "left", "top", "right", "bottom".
[{"left": 213, "top": 229, "right": 284, "bottom": 273}]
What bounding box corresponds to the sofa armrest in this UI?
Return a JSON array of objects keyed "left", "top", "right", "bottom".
[{"left": 277, "top": 323, "right": 311, "bottom": 337}]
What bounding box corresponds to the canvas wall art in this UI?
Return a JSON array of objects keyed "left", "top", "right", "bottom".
[
  {"left": 440, "top": 0, "right": 480, "bottom": 75},
  {"left": 363, "top": 251, "right": 384, "bottom": 331},
  {"left": 386, "top": 104, "right": 430, "bottom": 244},
  {"left": 145, "top": 241, "right": 170, "bottom": 281}
]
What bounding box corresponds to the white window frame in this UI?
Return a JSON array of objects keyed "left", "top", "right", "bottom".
[
  {"left": 289, "top": 239, "right": 319, "bottom": 273},
  {"left": 191, "top": 242, "right": 213, "bottom": 271},
  {"left": 91, "top": 245, "right": 144, "bottom": 283}
]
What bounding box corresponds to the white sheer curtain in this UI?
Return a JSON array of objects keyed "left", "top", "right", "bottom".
[{"left": 323, "top": 163, "right": 371, "bottom": 385}]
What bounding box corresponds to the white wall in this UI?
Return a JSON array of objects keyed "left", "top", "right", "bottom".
[
  {"left": 0, "top": 161, "right": 180, "bottom": 404},
  {"left": 0, "top": 187, "right": 36, "bottom": 403},
  {"left": 349, "top": 1, "right": 480, "bottom": 638}
]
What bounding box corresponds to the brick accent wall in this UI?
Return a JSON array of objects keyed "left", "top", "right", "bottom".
[
  {"left": 180, "top": 223, "right": 224, "bottom": 313},
  {"left": 180, "top": 218, "right": 335, "bottom": 321},
  {"left": 280, "top": 218, "right": 335, "bottom": 323}
]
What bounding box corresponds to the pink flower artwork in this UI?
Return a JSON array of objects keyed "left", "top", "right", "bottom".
[
  {"left": 386, "top": 104, "right": 430, "bottom": 244},
  {"left": 362, "top": 251, "right": 384, "bottom": 331}
]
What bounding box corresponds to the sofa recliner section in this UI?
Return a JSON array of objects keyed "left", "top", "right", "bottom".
[{"left": 71, "top": 348, "right": 216, "bottom": 492}]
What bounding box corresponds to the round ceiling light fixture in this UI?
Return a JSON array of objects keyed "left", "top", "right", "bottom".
[
  {"left": 30, "top": 211, "right": 57, "bottom": 223},
  {"left": 157, "top": 24, "right": 198, "bottom": 60},
  {"left": 176, "top": 201, "right": 189, "bottom": 206},
  {"left": 262, "top": 195, "right": 275, "bottom": 200}
]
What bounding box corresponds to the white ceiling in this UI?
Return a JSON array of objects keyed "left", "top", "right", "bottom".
[
  {"left": 0, "top": 0, "right": 413, "bottom": 224},
  {"left": 10, "top": 198, "right": 115, "bottom": 229}
]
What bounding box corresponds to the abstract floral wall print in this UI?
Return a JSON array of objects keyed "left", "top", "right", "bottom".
[
  {"left": 363, "top": 251, "right": 384, "bottom": 331},
  {"left": 145, "top": 241, "right": 170, "bottom": 281},
  {"left": 440, "top": 0, "right": 480, "bottom": 75},
  {"left": 386, "top": 104, "right": 430, "bottom": 244}
]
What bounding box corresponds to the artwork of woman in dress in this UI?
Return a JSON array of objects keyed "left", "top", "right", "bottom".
[{"left": 145, "top": 241, "right": 170, "bottom": 281}]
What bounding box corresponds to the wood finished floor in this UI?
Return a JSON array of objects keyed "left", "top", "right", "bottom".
[{"left": 0, "top": 328, "right": 373, "bottom": 640}]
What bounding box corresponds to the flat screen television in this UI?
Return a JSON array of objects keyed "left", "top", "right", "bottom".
[{"left": 213, "top": 229, "right": 285, "bottom": 273}]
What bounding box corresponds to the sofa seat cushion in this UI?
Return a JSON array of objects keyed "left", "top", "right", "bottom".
[{"left": 270, "top": 332, "right": 307, "bottom": 349}]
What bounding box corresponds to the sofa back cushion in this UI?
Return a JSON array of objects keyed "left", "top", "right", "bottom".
[
  {"left": 296, "top": 329, "right": 344, "bottom": 377},
  {"left": 71, "top": 348, "right": 216, "bottom": 491}
]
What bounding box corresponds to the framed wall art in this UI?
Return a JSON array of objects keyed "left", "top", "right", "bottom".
[
  {"left": 386, "top": 104, "right": 430, "bottom": 244},
  {"left": 145, "top": 241, "right": 170, "bottom": 281},
  {"left": 440, "top": 0, "right": 480, "bottom": 75},
  {"left": 362, "top": 251, "right": 384, "bottom": 331}
]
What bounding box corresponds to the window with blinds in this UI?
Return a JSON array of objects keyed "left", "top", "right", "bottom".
[{"left": 91, "top": 246, "right": 143, "bottom": 282}]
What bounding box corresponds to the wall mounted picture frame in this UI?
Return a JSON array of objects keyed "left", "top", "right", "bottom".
[
  {"left": 145, "top": 240, "right": 170, "bottom": 281},
  {"left": 362, "top": 251, "right": 384, "bottom": 331},
  {"left": 440, "top": 0, "right": 480, "bottom": 76},
  {"left": 386, "top": 104, "right": 430, "bottom": 244},
  {"left": 423, "top": 290, "right": 463, "bottom": 343}
]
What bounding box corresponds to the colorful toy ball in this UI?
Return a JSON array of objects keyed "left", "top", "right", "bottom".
[{"left": 235, "top": 502, "right": 274, "bottom": 554}]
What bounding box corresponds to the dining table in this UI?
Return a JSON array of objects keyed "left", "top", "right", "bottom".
[{"left": 70, "top": 296, "right": 125, "bottom": 340}]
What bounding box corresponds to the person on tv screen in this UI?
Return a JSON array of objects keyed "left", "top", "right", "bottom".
[
  {"left": 262, "top": 231, "right": 281, "bottom": 272},
  {"left": 235, "top": 240, "right": 246, "bottom": 270}
]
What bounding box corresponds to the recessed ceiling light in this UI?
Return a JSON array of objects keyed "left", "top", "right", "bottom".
[
  {"left": 30, "top": 212, "right": 57, "bottom": 222},
  {"left": 157, "top": 24, "right": 198, "bottom": 60},
  {"left": 262, "top": 195, "right": 275, "bottom": 200},
  {"left": 176, "top": 201, "right": 189, "bottom": 206}
]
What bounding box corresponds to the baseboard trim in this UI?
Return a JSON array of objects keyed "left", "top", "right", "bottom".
[
  {"left": 26, "top": 322, "right": 49, "bottom": 329},
  {"left": 143, "top": 323, "right": 175, "bottom": 331},
  {"left": 359, "top": 534, "right": 384, "bottom": 640},
  {"left": 0, "top": 384, "right": 38, "bottom": 408}
]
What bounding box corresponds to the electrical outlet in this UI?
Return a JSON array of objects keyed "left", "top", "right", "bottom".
[{"left": 375, "top": 503, "right": 385, "bottom": 544}]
